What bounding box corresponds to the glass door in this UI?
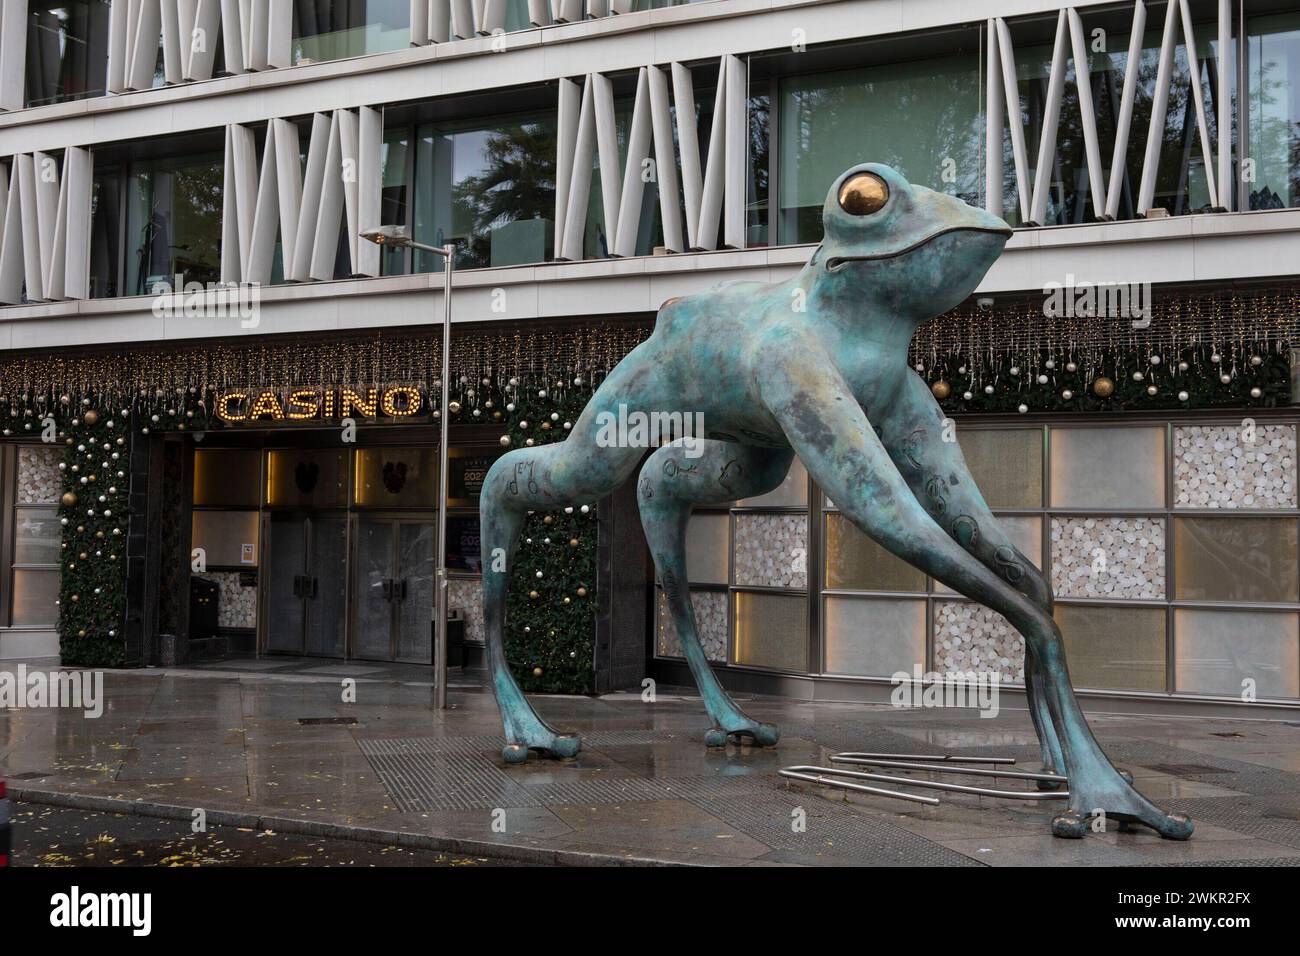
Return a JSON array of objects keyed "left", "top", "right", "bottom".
[
  {"left": 265, "top": 513, "right": 348, "bottom": 656},
  {"left": 305, "top": 517, "right": 348, "bottom": 657},
  {"left": 354, "top": 517, "right": 396, "bottom": 660},
  {"left": 396, "top": 521, "right": 435, "bottom": 663},
  {"left": 351, "top": 516, "right": 435, "bottom": 663},
  {"left": 265, "top": 514, "right": 307, "bottom": 653}
]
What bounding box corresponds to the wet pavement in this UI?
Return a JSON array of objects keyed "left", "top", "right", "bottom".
[
  {"left": 11, "top": 801, "right": 522, "bottom": 867},
  {"left": 3, "top": 657, "right": 1300, "bottom": 866}
]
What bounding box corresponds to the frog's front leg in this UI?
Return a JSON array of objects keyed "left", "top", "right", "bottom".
[
  {"left": 638, "top": 439, "right": 793, "bottom": 747},
  {"left": 876, "top": 373, "right": 1065, "bottom": 788},
  {"left": 759, "top": 335, "right": 1191, "bottom": 840}
]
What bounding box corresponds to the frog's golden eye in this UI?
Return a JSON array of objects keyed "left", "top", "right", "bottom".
[{"left": 838, "top": 173, "right": 889, "bottom": 216}]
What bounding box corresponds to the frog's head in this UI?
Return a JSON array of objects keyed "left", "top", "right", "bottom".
[{"left": 815, "top": 163, "right": 1012, "bottom": 321}]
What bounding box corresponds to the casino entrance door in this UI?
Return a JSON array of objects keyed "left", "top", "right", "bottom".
[
  {"left": 268, "top": 445, "right": 441, "bottom": 663},
  {"left": 192, "top": 440, "right": 493, "bottom": 664}
]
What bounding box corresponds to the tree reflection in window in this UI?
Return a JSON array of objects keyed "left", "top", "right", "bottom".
[
  {"left": 411, "top": 116, "right": 557, "bottom": 272},
  {"left": 125, "top": 155, "right": 224, "bottom": 297}
]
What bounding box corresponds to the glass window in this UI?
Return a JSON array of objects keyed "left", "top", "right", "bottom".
[
  {"left": 25, "top": 1, "right": 112, "bottom": 108},
  {"left": 1247, "top": 12, "right": 1300, "bottom": 209},
  {"left": 825, "top": 512, "right": 926, "bottom": 592},
  {"left": 11, "top": 569, "right": 60, "bottom": 627},
  {"left": 410, "top": 113, "right": 558, "bottom": 271},
  {"left": 733, "top": 513, "right": 807, "bottom": 589},
  {"left": 13, "top": 508, "right": 61, "bottom": 565},
  {"left": 823, "top": 595, "right": 925, "bottom": 677},
  {"left": 446, "top": 515, "right": 481, "bottom": 573},
  {"left": 682, "top": 513, "right": 729, "bottom": 585},
  {"left": 1175, "top": 609, "right": 1300, "bottom": 699},
  {"left": 934, "top": 600, "right": 1024, "bottom": 684},
  {"left": 1056, "top": 604, "right": 1166, "bottom": 692},
  {"left": 8, "top": 446, "right": 62, "bottom": 628},
  {"left": 954, "top": 428, "right": 1043, "bottom": 509},
  {"left": 266, "top": 449, "right": 348, "bottom": 508},
  {"left": 354, "top": 447, "right": 437, "bottom": 508},
  {"left": 777, "top": 52, "right": 982, "bottom": 243},
  {"left": 1050, "top": 426, "right": 1166, "bottom": 509},
  {"left": 123, "top": 153, "right": 224, "bottom": 297},
  {"left": 89, "top": 169, "right": 122, "bottom": 299},
  {"left": 746, "top": 91, "right": 771, "bottom": 248},
  {"left": 191, "top": 511, "right": 260, "bottom": 567},
  {"left": 657, "top": 588, "right": 727, "bottom": 662},
  {"left": 16, "top": 446, "right": 62, "bottom": 503},
  {"left": 193, "top": 449, "right": 262, "bottom": 507},
  {"left": 379, "top": 128, "right": 410, "bottom": 276},
  {"left": 292, "top": 0, "right": 411, "bottom": 65},
  {"left": 1174, "top": 516, "right": 1299, "bottom": 604},
  {"left": 733, "top": 591, "right": 806, "bottom": 671}
]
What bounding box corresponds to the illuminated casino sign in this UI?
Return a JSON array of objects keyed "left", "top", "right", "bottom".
[{"left": 215, "top": 386, "right": 427, "bottom": 423}]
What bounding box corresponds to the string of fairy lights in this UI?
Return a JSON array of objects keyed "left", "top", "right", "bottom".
[
  {"left": 910, "top": 285, "right": 1298, "bottom": 412},
  {"left": 0, "top": 322, "right": 654, "bottom": 435}
]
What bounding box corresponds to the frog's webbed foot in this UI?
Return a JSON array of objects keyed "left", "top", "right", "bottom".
[
  {"left": 1051, "top": 758, "right": 1193, "bottom": 840},
  {"left": 703, "top": 720, "right": 781, "bottom": 749},
  {"left": 639, "top": 439, "right": 793, "bottom": 749}
]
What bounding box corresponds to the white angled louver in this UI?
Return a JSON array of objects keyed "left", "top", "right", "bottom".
[
  {"left": 554, "top": 55, "right": 748, "bottom": 261},
  {"left": 221, "top": 108, "right": 383, "bottom": 284},
  {"left": 0, "top": 149, "right": 94, "bottom": 304}
]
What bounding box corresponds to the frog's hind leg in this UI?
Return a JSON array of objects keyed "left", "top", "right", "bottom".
[
  {"left": 638, "top": 439, "right": 794, "bottom": 747},
  {"left": 480, "top": 396, "right": 649, "bottom": 763}
]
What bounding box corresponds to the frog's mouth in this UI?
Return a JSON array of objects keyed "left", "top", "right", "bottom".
[{"left": 825, "top": 225, "right": 1014, "bottom": 272}]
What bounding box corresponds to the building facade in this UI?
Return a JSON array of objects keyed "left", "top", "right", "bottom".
[{"left": 1, "top": 0, "right": 1299, "bottom": 710}]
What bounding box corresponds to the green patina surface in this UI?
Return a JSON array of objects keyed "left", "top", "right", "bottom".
[{"left": 479, "top": 164, "right": 1193, "bottom": 840}]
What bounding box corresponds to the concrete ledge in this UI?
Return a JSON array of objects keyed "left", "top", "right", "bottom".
[
  {"left": 3, "top": 210, "right": 1299, "bottom": 352},
  {"left": 9, "top": 786, "right": 694, "bottom": 868}
]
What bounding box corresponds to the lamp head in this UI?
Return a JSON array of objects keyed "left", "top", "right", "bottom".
[{"left": 360, "top": 225, "right": 411, "bottom": 247}]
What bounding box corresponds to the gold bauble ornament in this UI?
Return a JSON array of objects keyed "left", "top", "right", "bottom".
[
  {"left": 930, "top": 381, "right": 951, "bottom": 400},
  {"left": 533, "top": 667, "right": 543, "bottom": 677},
  {"left": 1092, "top": 376, "right": 1116, "bottom": 398},
  {"left": 576, "top": 587, "right": 588, "bottom": 598},
  {"left": 77, "top": 629, "right": 86, "bottom": 638},
  {"left": 83, "top": 410, "right": 99, "bottom": 426},
  {"left": 528, "top": 590, "right": 539, "bottom": 599},
  {"left": 569, "top": 538, "right": 580, "bottom": 548},
  {"left": 447, "top": 400, "right": 462, "bottom": 415},
  {"left": 542, "top": 515, "right": 554, "bottom": 525},
  {"left": 60, "top": 491, "right": 78, "bottom": 507}
]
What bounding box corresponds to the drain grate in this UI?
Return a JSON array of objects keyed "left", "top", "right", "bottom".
[
  {"left": 358, "top": 738, "right": 540, "bottom": 812},
  {"left": 297, "top": 717, "right": 358, "bottom": 725},
  {"left": 1145, "top": 762, "right": 1231, "bottom": 777},
  {"left": 1166, "top": 796, "right": 1300, "bottom": 850}
]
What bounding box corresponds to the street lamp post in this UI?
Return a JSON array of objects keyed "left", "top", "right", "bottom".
[{"left": 361, "top": 226, "right": 455, "bottom": 710}]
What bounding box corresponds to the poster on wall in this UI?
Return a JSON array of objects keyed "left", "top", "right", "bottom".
[
  {"left": 449, "top": 454, "right": 495, "bottom": 504},
  {"left": 446, "top": 516, "right": 482, "bottom": 573}
]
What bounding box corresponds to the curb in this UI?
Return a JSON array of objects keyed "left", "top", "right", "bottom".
[{"left": 11, "top": 786, "right": 694, "bottom": 868}]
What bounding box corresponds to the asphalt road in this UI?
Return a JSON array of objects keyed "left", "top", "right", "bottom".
[{"left": 9, "top": 801, "right": 526, "bottom": 867}]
